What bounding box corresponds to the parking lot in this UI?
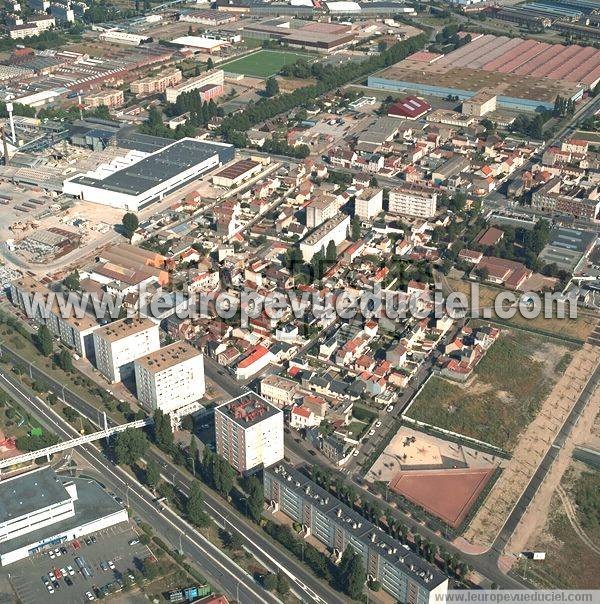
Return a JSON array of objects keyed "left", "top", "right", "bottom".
[{"left": 3, "top": 523, "right": 152, "bottom": 604}]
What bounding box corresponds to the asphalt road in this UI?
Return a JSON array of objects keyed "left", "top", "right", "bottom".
[
  {"left": 0, "top": 345, "right": 345, "bottom": 604},
  {"left": 0, "top": 369, "right": 278, "bottom": 604}
]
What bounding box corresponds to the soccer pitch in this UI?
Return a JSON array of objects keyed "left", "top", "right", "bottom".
[{"left": 222, "top": 50, "right": 314, "bottom": 78}]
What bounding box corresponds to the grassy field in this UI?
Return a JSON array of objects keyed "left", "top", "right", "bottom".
[
  {"left": 222, "top": 50, "right": 315, "bottom": 78},
  {"left": 407, "top": 331, "right": 575, "bottom": 451},
  {"left": 445, "top": 277, "right": 597, "bottom": 342}
]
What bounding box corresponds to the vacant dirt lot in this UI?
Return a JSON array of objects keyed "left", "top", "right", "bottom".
[{"left": 462, "top": 343, "right": 600, "bottom": 548}]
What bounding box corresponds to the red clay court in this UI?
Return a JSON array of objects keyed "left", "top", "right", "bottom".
[{"left": 388, "top": 468, "right": 495, "bottom": 528}]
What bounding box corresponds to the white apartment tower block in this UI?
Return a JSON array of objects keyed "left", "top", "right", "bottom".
[
  {"left": 92, "top": 317, "right": 160, "bottom": 383},
  {"left": 134, "top": 341, "right": 205, "bottom": 414},
  {"left": 215, "top": 393, "right": 284, "bottom": 474}
]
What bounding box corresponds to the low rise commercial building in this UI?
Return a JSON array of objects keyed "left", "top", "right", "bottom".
[
  {"left": 0, "top": 468, "right": 128, "bottom": 566},
  {"left": 260, "top": 374, "right": 299, "bottom": 408},
  {"left": 93, "top": 317, "right": 160, "bottom": 383},
  {"left": 215, "top": 392, "right": 284, "bottom": 474},
  {"left": 264, "top": 464, "right": 448, "bottom": 604},
  {"left": 389, "top": 185, "right": 437, "bottom": 218},
  {"left": 212, "top": 159, "right": 261, "bottom": 188}
]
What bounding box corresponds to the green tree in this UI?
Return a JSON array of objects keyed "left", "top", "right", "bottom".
[
  {"left": 35, "top": 325, "right": 53, "bottom": 356},
  {"left": 113, "top": 428, "right": 149, "bottom": 465},
  {"left": 345, "top": 549, "right": 366, "bottom": 599},
  {"left": 187, "top": 480, "right": 210, "bottom": 527},
  {"left": 206, "top": 57, "right": 214, "bottom": 71},
  {"left": 145, "top": 459, "right": 160, "bottom": 489},
  {"left": 63, "top": 270, "right": 80, "bottom": 291},
  {"left": 262, "top": 572, "right": 277, "bottom": 591},
  {"left": 351, "top": 215, "right": 361, "bottom": 241},
  {"left": 276, "top": 570, "right": 290, "bottom": 595},
  {"left": 246, "top": 475, "right": 264, "bottom": 523},
  {"left": 265, "top": 77, "right": 279, "bottom": 97},
  {"left": 326, "top": 240, "right": 337, "bottom": 264},
  {"left": 57, "top": 349, "right": 73, "bottom": 372},
  {"left": 121, "top": 212, "right": 139, "bottom": 238},
  {"left": 153, "top": 409, "right": 174, "bottom": 452}
]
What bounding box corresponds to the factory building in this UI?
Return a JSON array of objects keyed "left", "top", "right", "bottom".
[
  {"left": 93, "top": 317, "right": 161, "bottom": 383},
  {"left": 212, "top": 159, "right": 262, "bottom": 188},
  {"left": 63, "top": 138, "right": 234, "bottom": 211},
  {"left": 134, "top": 341, "right": 206, "bottom": 419},
  {"left": 0, "top": 468, "right": 128, "bottom": 566},
  {"left": 215, "top": 393, "right": 284, "bottom": 474},
  {"left": 99, "top": 30, "right": 151, "bottom": 46},
  {"left": 264, "top": 464, "right": 448, "bottom": 604}
]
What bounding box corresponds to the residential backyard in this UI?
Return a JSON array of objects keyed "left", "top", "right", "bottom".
[{"left": 406, "top": 331, "right": 576, "bottom": 451}]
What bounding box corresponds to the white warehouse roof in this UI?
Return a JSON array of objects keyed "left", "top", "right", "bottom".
[
  {"left": 171, "top": 36, "right": 228, "bottom": 50},
  {"left": 326, "top": 1, "right": 361, "bottom": 11}
]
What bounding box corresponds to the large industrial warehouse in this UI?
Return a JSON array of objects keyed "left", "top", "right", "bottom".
[
  {"left": 63, "top": 138, "right": 234, "bottom": 211},
  {"left": 369, "top": 34, "right": 600, "bottom": 111}
]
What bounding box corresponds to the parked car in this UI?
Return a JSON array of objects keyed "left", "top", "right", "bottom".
[
  {"left": 66, "top": 565, "right": 75, "bottom": 576},
  {"left": 375, "top": 421, "right": 382, "bottom": 428},
  {"left": 85, "top": 591, "right": 95, "bottom": 601},
  {"left": 108, "top": 560, "right": 115, "bottom": 570},
  {"left": 64, "top": 577, "right": 73, "bottom": 587},
  {"left": 128, "top": 539, "right": 139, "bottom": 546}
]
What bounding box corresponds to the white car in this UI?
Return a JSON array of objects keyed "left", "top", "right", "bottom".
[
  {"left": 48, "top": 572, "right": 55, "bottom": 582},
  {"left": 368, "top": 429, "right": 375, "bottom": 436},
  {"left": 46, "top": 584, "right": 54, "bottom": 594},
  {"left": 85, "top": 591, "right": 95, "bottom": 601},
  {"left": 375, "top": 421, "right": 382, "bottom": 428},
  {"left": 387, "top": 405, "right": 394, "bottom": 412},
  {"left": 54, "top": 548, "right": 61, "bottom": 557},
  {"left": 49, "top": 551, "right": 55, "bottom": 559},
  {"left": 352, "top": 449, "right": 359, "bottom": 456},
  {"left": 66, "top": 565, "right": 75, "bottom": 576},
  {"left": 59, "top": 568, "right": 67, "bottom": 577},
  {"left": 108, "top": 560, "right": 115, "bottom": 570}
]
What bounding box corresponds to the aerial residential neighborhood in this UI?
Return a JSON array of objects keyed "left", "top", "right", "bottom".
[{"left": 0, "top": 0, "right": 599, "bottom": 602}]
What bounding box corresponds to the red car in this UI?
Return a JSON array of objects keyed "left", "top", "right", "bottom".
[{"left": 54, "top": 568, "right": 62, "bottom": 580}]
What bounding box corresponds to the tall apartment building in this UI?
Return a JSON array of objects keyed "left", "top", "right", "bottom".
[
  {"left": 131, "top": 68, "right": 182, "bottom": 96},
  {"left": 134, "top": 341, "right": 205, "bottom": 418},
  {"left": 388, "top": 185, "right": 437, "bottom": 218},
  {"left": 93, "top": 317, "right": 160, "bottom": 383},
  {"left": 305, "top": 194, "right": 342, "bottom": 229},
  {"left": 300, "top": 213, "right": 350, "bottom": 262},
  {"left": 265, "top": 464, "right": 449, "bottom": 604},
  {"left": 355, "top": 187, "right": 383, "bottom": 220},
  {"left": 85, "top": 88, "right": 124, "bottom": 109},
  {"left": 165, "top": 70, "right": 224, "bottom": 103},
  {"left": 10, "top": 276, "right": 99, "bottom": 359},
  {"left": 215, "top": 393, "right": 284, "bottom": 474}
]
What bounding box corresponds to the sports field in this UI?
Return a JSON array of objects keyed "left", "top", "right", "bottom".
[{"left": 222, "top": 50, "right": 314, "bottom": 78}]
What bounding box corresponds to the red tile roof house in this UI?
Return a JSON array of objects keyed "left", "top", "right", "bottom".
[
  {"left": 235, "top": 344, "right": 275, "bottom": 380},
  {"left": 476, "top": 226, "right": 504, "bottom": 248},
  {"left": 473, "top": 256, "right": 532, "bottom": 290},
  {"left": 388, "top": 96, "right": 431, "bottom": 120},
  {"left": 458, "top": 248, "right": 483, "bottom": 264}
]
